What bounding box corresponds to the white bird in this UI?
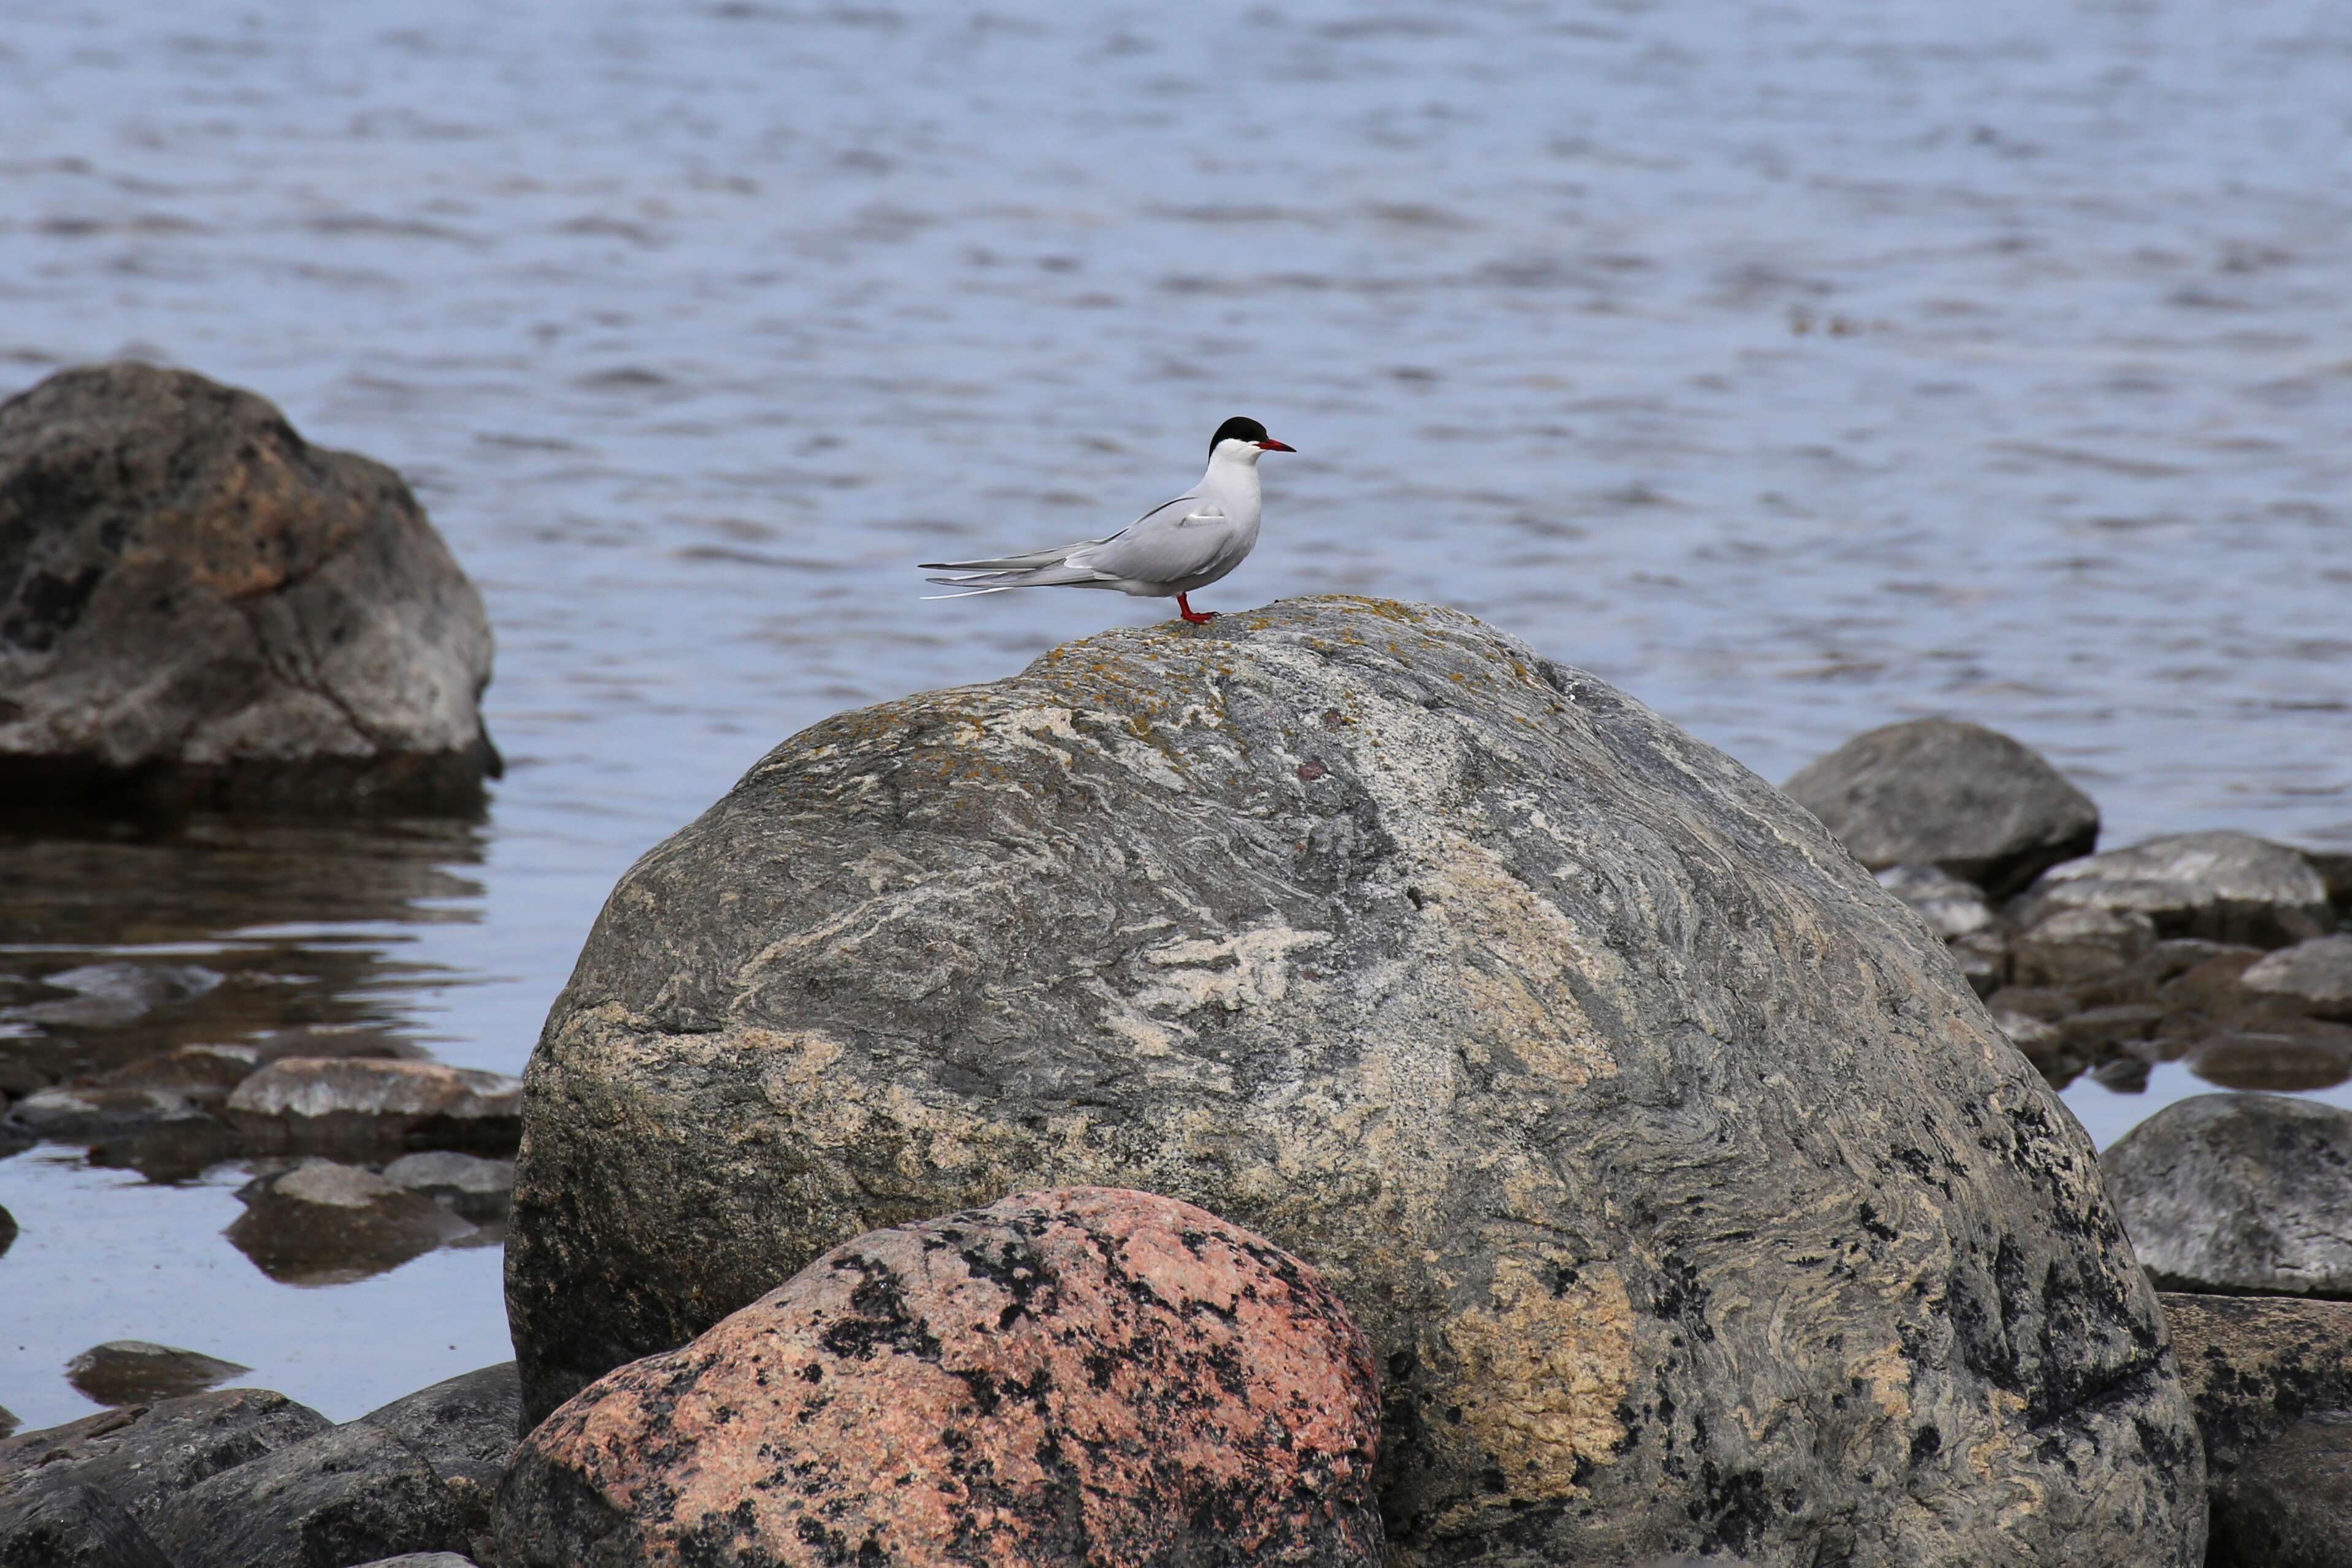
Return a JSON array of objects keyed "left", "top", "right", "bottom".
[{"left": 922, "top": 415, "right": 1295, "bottom": 625}]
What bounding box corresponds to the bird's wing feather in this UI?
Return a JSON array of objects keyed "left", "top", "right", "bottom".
[
  {"left": 919, "top": 536, "right": 1110, "bottom": 572},
  {"left": 1064, "top": 491, "right": 1232, "bottom": 583}
]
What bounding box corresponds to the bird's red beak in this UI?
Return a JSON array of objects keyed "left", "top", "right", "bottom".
[{"left": 1256, "top": 439, "right": 1296, "bottom": 452}]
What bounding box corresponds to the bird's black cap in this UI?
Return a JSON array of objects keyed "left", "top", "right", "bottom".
[{"left": 1210, "top": 415, "right": 1269, "bottom": 458}]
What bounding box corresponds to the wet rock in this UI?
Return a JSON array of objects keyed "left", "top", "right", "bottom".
[
  {"left": 225, "top": 1057, "right": 521, "bottom": 1152},
  {"left": 509, "top": 598, "right": 2202, "bottom": 1566},
  {"left": 0, "top": 1202, "right": 13, "bottom": 1259},
  {"left": 1782, "top": 717, "right": 2099, "bottom": 896},
  {"left": 0, "top": 1408, "right": 14, "bottom": 1440},
  {"left": 0, "top": 1386, "right": 331, "bottom": 1526},
  {"left": 2208, "top": 1413, "right": 2352, "bottom": 1568},
  {"left": 247, "top": 1022, "right": 425, "bottom": 1065},
  {"left": 2243, "top": 935, "right": 2352, "bottom": 1021},
  {"left": 148, "top": 1421, "right": 461, "bottom": 1568},
  {"left": 496, "top": 1188, "right": 1383, "bottom": 1568},
  {"left": 0, "top": 1474, "right": 177, "bottom": 1568},
  {"left": 2150, "top": 945, "right": 2271, "bottom": 1018},
  {"left": 0, "top": 361, "right": 499, "bottom": 816},
  {"left": 102, "top": 1043, "right": 261, "bottom": 1105},
  {"left": 2184, "top": 1023, "right": 2352, "bottom": 1093},
  {"left": 2021, "top": 831, "right": 2332, "bottom": 948},
  {"left": 0, "top": 1083, "right": 223, "bottom": 1143},
  {"left": 2307, "top": 848, "right": 2352, "bottom": 915},
  {"left": 65, "top": 1340, "right": 251, "bottom": 1406},
  {"left": 2106, "top": 1094, "right": 2352, "bottom": 1296},
  {"left": 2008, "top": 904, "right": 2158, "bottom": 988},
  {"left": 356, "top": 1362, "right": 519, "bottom": 1539},
  {"left": 1875, "top": 863, "right": 1996, "bottom": 939},
  {"left": 5, "top": 961, "right": 223, "bottom": 1029},
  {"left": 381, "top": 1151, "right": 514, "bottom": 1222},
  {"left": 227, "top": 1160, "right": 477, "bottom": 1284},
  {"left": 2164, "top": 1293, "right": 2352, "bottom": 1480}
]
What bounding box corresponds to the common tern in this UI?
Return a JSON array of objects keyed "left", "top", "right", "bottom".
[{"left": 922, "top": 415, "right": 1295, "bottom": 625}]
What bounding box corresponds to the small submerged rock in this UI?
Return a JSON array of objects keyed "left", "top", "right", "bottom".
[
  {"left": 2, "top": 1084, "right": 221, "bottom": 1143},
  {"left": 64, "top": 1342, "right": 252, "bottom": 1407},
  {"left": 381, "top": 1151, "right": 514, "bottom": 1223},
  {"left": 1783, "top": 717, "right": 2099, "bottom": 896},
  {"left": 495, "top": 1187, "right": 1385, "bottom": 1568},
  {"left": 5, "top": 962, "right": 224, "bottom": 1030},
  {"left": 225, "top": 1058, "right": 521, "bottom": 1153},
  {"left": 226, "top": 1161, "right": 477, "bottom": 1284},
  {"left": 0, "top": 1201, "right": 15, "bottom": 1259},
  {"left": 2106, "top": 1094, "right": 2352, "bottom": 1296},
  {"left": 101, "top": 1044, "right": 261, "bottom": 1105}
]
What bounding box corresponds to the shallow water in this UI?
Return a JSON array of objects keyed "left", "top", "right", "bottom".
[{"left": 4, "top": 0, "right": 2350, "bottom": 1432}]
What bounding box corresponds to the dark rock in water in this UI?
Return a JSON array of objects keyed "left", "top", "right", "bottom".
[
  {"left": 225, "top": 1058, "right": 521, "bottom": 1152},
  {"left": 2020, "top": 831, "right": 2332, "bottom": 949},
  {"left": 345, "top": 1556, "right": 481, "bottom": 1568},
  {"left": 2208, "top": 1413, "right": 2352, "bottom": 1568},
  {"left": 1782, "top": 717, "right": 2099, "bottom": 896},
  {"left": 6, "top": 961, "right": 223, "bottom": 1028},
  {"left": 2185, "top": 1023, "right": 2352, "bottom": 1093},
  {"left": 2242, "top": 935, "right": 2352, "bottom": 1021},
  {"left": 148, "top": 1421, "right": 461, "bottom": 1568},
  {"left": 495, "top": 1188, "right": 1383, "bottom": 1568},
  {"left": 2164, "top": 1293, "right": 2352, "bottom": 1480},
  {"left": 0, "top": 1202, "right": 13, "bottom": 1259},
  {"left": 2106, "top": 1094, "right": 2352, "bottom": 1297},
  {"left": 2306, "top": 848, "right": 2352, "bottom": 915},
  {"left": 227, "top": 1161, "right": 477, "bottom": 1284},
  {"left": 102, "top": 1043, "right": 261, "bottom": 1105},
  {"left": 0, "top": 1474, "right": 177, "bottom": 1568},
  {"left": 66, "top": 1340, "right": 252, "bottom": 1406},
  {"left": 0, "top": 1407, "right": 13, "bottom": 1440},
  {"left": 356, "top": 1362, "right": 520, "bottom": 1540},
  {"left": 381, "top": 1151, "right": 515, "bottom": 1222},
  {"left": 2008, "top": 904, "right": 2158, "bottom": 988},
  {"left": 1, "top": 1083, "right": 222, "bottom": 1144},
  {"left": 508, "top": 598, "right": 2202, "bottom": 1566},
  {"left": 0, "top": 1386, "right": 331, "bottom": 1527},
  {"left": 0, "top": 361, "right": 499, "bottom": 817}
]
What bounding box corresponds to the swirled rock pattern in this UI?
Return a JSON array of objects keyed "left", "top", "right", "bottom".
[
  {"left": 494, "top": 1188, "right": 1382, "bottom": 1568},
  {"left": 507, "top": 596, "right": 2202, "bottom": 1566}
]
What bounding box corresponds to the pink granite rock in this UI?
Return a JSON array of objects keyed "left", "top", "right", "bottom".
[{"left": 493, "top": 1187, "right": 1382, "bottom": 1567}]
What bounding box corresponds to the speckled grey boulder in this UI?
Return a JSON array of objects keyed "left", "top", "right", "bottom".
[
  {"left": 2106, "top": 1093, "right": 2352, "bottom": 1297},
  {"left": 0, "top": 362, "right": 498, "bottom": 815},
  {"left": 2020, "top": 831, "right": 2332, "bottom": 950},
  {"left": 1783, "top": 718, "right": 2098, "bottom": 896},
  {"left": 508, "top": 596, "right": 2202, "bottom": 1567}
]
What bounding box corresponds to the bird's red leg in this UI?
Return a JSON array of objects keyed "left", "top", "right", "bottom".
[{"left": 1175, "top": 593, "right": 1217, "bottom": 625}]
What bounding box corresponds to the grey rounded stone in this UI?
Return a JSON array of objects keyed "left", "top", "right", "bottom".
[
  {"left": 355, "top": 1362, "right": 518, "bottom": 1539},
  {"left": 2242, "top": 936, "right": 2352, "bottom": 1021},
  {"left": 223, "top": 1058, "right": 521, "bottom": 1153},
  {"left": 0, "top": 1387, "right": 331, "bottom": 1529},
  {"left": 2009, "top": 904, "right": 2159, "bottom": 988},
  {"left": 147, "top": 1421, "right": 460, "bottom": 1568},
  {"left": 2020, "top": 831, "right": 2332, "bottom": 950},
  {"left": 65, "top": 1340, "right": 250, "bottom": 1407},
  {"left": 2106, "top": 1094, "right": 2352, "bottom": 1297},
  {"left": 1875, "top": 863, "right": 1996, "bottom": 940},
  {"left": 508, "top": 597, "right": 2202, "bottom": 1567},
  {"left": 1782, "top": 717, "right": 2099, "bottom": 896},
  {"left": 226, "top": 1161, "right": 477, "bottom": 1285},
  {"left": 0, "top": 1475, "right": 176, "bottom": 1568},
  {"left": 2208, "top": 1413, "right": 2352, "bottom": 1568},
  {"left": 2163, "top": 1293, "right": 2352, "bottom": 1482},
  {"left": 0, "top": 361, "right": 499, "bottom": 816},
  {"left": 380, "top": 1151, "right": 515, "bottom": 1221}
]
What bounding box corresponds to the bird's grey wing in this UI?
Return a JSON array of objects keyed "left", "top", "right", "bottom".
[{"left": 1064, "top": 491, "right": 1231, "bottom": 583}]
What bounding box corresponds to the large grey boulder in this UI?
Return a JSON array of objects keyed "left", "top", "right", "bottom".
[
  {"left": 354, "top": 1362, "right": 519, "bottom": 1538},
  {"left": 147, "top": 1421, "right": 459, "bottom": 1568},
  {"left": 1781, "top": 718, "right": 2098, "bottom": 896},
  {"left": 2107, "top": 1095, "right": 2352, "bottom": 1296},
  {"left": 0, "top": 362, "right": 498, "bottom": 815},
  {"left": 2020, "top": 831, "right": 2332, "bottom": 949},
  {"left": 2208, "top": 1415, "right": 2352, "bottom": 1568},
  {"left": 0, "top": 1386, "right": 330, "bottom": 1528},
  {"left": 2162, "top": 1293, "right": 2352, "bottom": 1481},
  {"left": 0, "top": 1474, "right": 177, "bottom": 1568},
  {"left": 508, "top": 598, "right": 2202, "bottom": 1567}
]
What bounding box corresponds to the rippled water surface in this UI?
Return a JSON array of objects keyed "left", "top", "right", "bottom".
[{"left": 4, "top": 0, "right": 2350, "bottom": 1431}]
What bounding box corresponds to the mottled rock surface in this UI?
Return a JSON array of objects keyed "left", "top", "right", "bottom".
[
  {"left": 0, "top": 1474, "right": 176, "bottom": 1568},
  {"left": 382, "top": 1151, "right": 515, "bottom": 1221},
  {"left": 2162, "top": 1293, "right": 2352, "bottom": 1480},
  {"left": 65, "top": 1340, "right": 250, "bottom": 1406},
  {"left": 148, "top": 1421, "right": 459, "bottom": 1568},
  {"left": 0, "top": 361, "right": 498, "bottom": 815},
  {"left": 496, "top": 1188, "right": 1383, "bottom": 1568},
  {"left": 2020, "top": 831, "right": 2332, "bottom": 949},
  {"left": 1782, "top": 717, "right": 2098, "bottom": 896},
  {"left": 228, "top": 1160, "right": 477, "bottom": 1283},
  {"left": 509, "top": 597, "right": 2202, "bottom": 1567},
  {"left": 0, "top": 1387, "right": 330, "bottom": 1528},
  {"left": 356, "top": 1362, "right": 519, "bottom": 1537},
  {"left": 2208, "top": 1414, "right": 2352, "bottom": 1568},
  {"left": 225, "top": 1057, "right": 521, "bottom": 1152},
  {"left": 2243, "top": 936, "right": 2352, "bottom": 1021},
  {"left": 2107, "top": 1094, "right": 2352, "bottom": 1297}
]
